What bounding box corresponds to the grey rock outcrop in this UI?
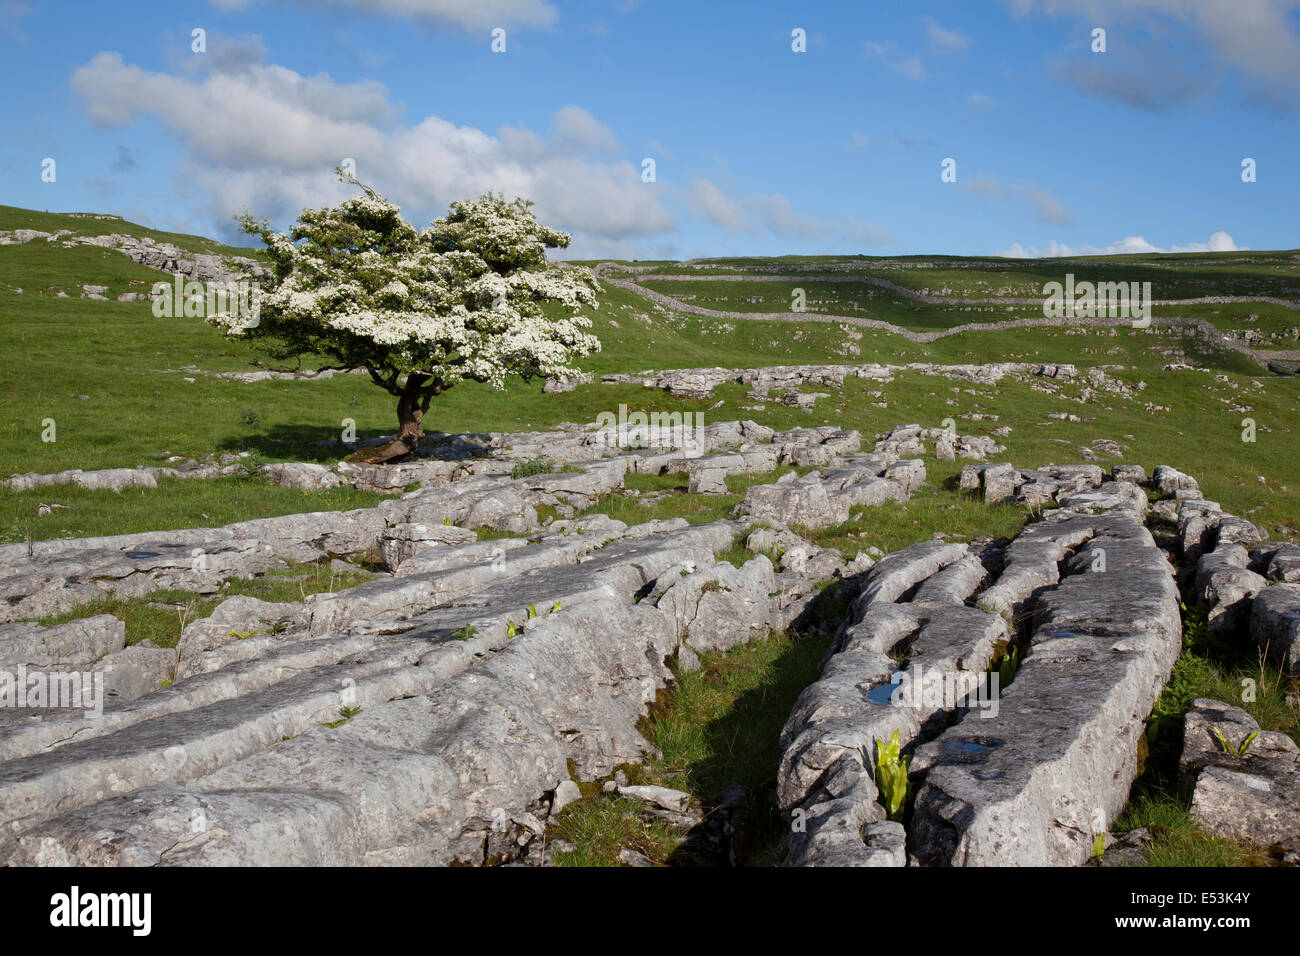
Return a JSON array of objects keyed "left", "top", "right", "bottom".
[
  {"left": 1251, "top": 583, "right": 1300, "bottom": 674},
  {"left": 909, "top": 510, "right": 1181, "bottom": 867},
  {"left": 777, "top": 539, "right": 1004, "bottom": 866},
  {"left": 0, "top": 509, "right": 791, "bottom": 865},
  {"left": 1180, "top": 699, "right": 1300, "bottom": 848}
]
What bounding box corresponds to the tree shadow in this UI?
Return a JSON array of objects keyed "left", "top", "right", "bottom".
[{"left": 216, "top": 424, "right": 496, "bottom": 463}]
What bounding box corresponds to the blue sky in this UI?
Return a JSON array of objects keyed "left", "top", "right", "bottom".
[{"left": 1, "top": 0, "right": 1296, "bottom": 259}]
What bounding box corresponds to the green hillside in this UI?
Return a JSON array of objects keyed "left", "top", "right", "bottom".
[{"left": 2, "top": 207, "right": 1298, "bottom": 546}]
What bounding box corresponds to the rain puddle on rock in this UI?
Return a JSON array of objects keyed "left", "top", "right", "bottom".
[
  {"left": 939, "top": 736, "right": 1006, "bottom": 767},
  {"left": 867, "top": 677, "right": 904, "bottom": 706}
]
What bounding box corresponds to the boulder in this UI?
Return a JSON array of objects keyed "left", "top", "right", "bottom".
[
  {"left": 1250, "top": 583, "right": 1300, "bottom": 673},
  {"left": 261, "top": 462, "right": 342, "bottom": 491},
  {"left": 1181, "top": 699, "right": 1300, "bottom": 848}
]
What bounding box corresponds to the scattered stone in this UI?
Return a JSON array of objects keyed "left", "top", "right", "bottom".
[{"left": 552, "top": 779, "right": 582, "bottom": 815}]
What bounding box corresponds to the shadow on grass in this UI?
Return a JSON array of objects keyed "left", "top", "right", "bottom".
[
  {"left": 659, "top": 585, "right": 852, "bottom": 867},
  {"left": 663, "top": 634, "right": 830, "bottom": 868},
  {"left": 215, "top": 424, "right": 495, "bottom": 463}
]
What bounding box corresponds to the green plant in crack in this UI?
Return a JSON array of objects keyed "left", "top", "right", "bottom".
[
  {"left": 1212, "top": 727, "right": 1259, "bottom": 758},
  {"left": 996, "top": 644, "right": 1022, "bottom": 688},
  {"left": 875, "top": 729, "right": 911, "bottom": 823},
  {"left": 1091, "top": 833, "right": 1107, "bottom": 859},
  {"left": 320, "top": 705, "right": 361, "bottom": 729}
]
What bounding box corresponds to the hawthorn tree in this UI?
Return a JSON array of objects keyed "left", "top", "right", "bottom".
[{"left": 219, "top": 174, "right": 601, "bottom": 463}]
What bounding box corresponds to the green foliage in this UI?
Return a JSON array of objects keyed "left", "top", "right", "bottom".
[
  {"left": 1, "top": 477, "right": 393, "bottom": 546},
  {"left": 320, "top": 705, "right": 362, "bottom": 729},
  {"left": 511, "top": 457, "right": 557, "bottom": 479},
  {"left": 996, "top": 644, "right": 1022, "bottom": 688},
  {"left": 6, "top": 234, "right": 1300, "bottom": 541},
  {"left": 552, "top": 627, "right": 832, "bottom": 866},
  {"left": 875, "top": 730, "right": 911, "bottom": 822},
  {"left": 26, "top": 560, "right": 373, "bottom": 648},
  {"left": 1114, "top": 793, "right": 1273, "bottom": 867},
  {"left": 1115, "top": 593, "right": 1300, "bottom": 866},
  {"left": 450, "top": 624, "right": 478, "bottom": 641},
  {"left": 1212, "top": 727, "right": 1259, "bottom": 757}
]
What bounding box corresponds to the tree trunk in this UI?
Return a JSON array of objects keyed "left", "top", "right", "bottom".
[{"left": 365, "top": 387, "right": 426, "bottom": 464}]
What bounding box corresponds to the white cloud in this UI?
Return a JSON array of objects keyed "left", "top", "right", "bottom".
[
  {"left": 893, "top": 56, "right": 927, "bottom": 81},
  {"left": 196, "top": 33, "right": 270, "bottom": 74},
  {"left": 549, "top": 104, "right": 621, "bottom": 153},
  {"left": 0, "top": 3, "right": 33, "bottom": 42},
  {"left": 961, "top": 174, "right": 1072, "bottom": 225},
  {"left": 967, "top": 91, "right": 995, "bottom": 109},
  {"left": 1010, "top": 0, "right": 1300, "bottom": 109},
  {"left": 747, "top": 193, "right": 829, "bottom": 239},
  {"left": 687, "top": 178, "right": 752, "bottom": 233},
  {"left": 863, "top": 42, "right": 926, "bottom": 81},
  {"left": 646, "top": 138, "right": 674, "bottom": 160},
  {"left": 923, "top": 16, "right": 970, "bottom": 52},
  {"left": 70, "top": 51, "right": 900, "bottom": 256},
  {"left": 687, "top": 178, "right": 892, "bottom": 246},
  {"left": 71, "top": 52, "right": 670, "bottom": 250},
  {"left": 997, "top": 230, "right": 1246, "bottom": 257},
  {"left": 208, "top": 0, "right": 556, "bottom": 30}
]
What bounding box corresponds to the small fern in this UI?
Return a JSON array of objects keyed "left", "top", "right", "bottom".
[
  {"left": 875, "top": 730, "right": 911, "bottom": 822},
  {"left": 1212, "top": 726, "right": 1258, "bottom": 757}
]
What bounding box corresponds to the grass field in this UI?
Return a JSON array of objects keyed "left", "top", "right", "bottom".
[
  {"left": 3, "top": 216, "right": 1298, "bottom": 539},
  {"left": 611, "top": 249, "right": 1300, "bottom": 300}
]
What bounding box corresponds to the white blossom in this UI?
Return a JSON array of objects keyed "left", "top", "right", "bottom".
[{"left": 220, "top": 182, "right": 602, "bottom": 398}]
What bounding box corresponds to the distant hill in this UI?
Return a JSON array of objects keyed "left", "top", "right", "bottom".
[{"left": 0, "top": 205, "right": 261, "bottom": 258}]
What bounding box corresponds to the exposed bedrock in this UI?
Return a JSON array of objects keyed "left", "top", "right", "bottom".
[
  {"left": 776, "top": 538, "right": 1005, "bottom": 866},
  {"left": 1251, "top": 583, "right": 1300, "bottom": 674},
  {"left": 908, "top": 511, "right": 1181, "bottom": 867},
  {"left": 0, "top": 514, "right": 796, "bottom": 865},
  {"left": 738, "top": 455, "right": 920, "bottom": 530}
]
